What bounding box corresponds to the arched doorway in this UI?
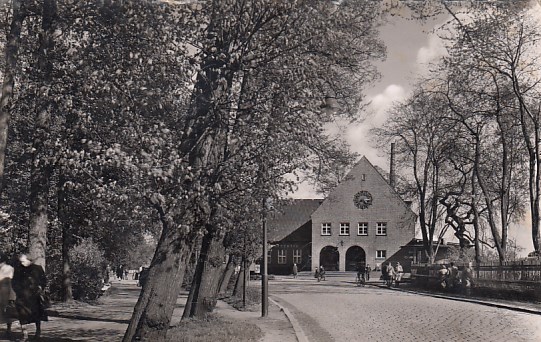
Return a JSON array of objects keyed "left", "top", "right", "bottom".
[
  {"left": 345, "top": 246, "right": 366, "bottom": 271},
  {"left": 319, "top": 246, "right": 339, "bottom": 271}
]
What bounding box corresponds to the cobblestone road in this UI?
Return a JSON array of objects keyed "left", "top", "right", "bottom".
[{"left": 270, "top": 278, "right": 541, "bottom": 342}]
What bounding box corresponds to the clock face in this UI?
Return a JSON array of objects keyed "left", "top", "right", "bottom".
[{"left": 353, "top": 191, "right": 373, "bottom": 209}]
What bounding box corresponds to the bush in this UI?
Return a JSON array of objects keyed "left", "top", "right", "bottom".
[{"left": 69, "top": 238, "right": 106, "bottom": 301}]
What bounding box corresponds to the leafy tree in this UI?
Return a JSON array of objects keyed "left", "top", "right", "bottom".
[
  {"left": 441, "top": 2, "right": 541, "bottom": 255},
  {"left": 124, "top": 0, "right": 385, "bottom": 339}
]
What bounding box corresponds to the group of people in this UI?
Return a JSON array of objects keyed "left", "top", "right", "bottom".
[
  {"left": 0, "top": 252, "right": 48, "bottom": 341},
  {"left": 438, "top": 262, "right": 475, "bottom": 294},
  {"left": 381, "top": 261, "right": 404, "bottom": 287},
  {"left": 356, "top": 263, "right": 372, "bottom": 284},
  {"left": 314, "top": 265, "right": 326, "bottom": 281}
]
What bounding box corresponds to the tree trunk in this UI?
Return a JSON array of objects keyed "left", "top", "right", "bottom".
[
  {"left": 28, "top": 0, "right": 58, "bottom": 269},
  {"left": 58, "top": 172, "right": 73, "bottom": 302},
  {"left": 0, "top": 0, "right": 26, "bottom": 196},
  {"left": 232, "top": 256, "right": 247, "bottom": 297},
  {"left": 217, "top": 255, "right": 236, "bottom": 295},
  {"left": 183, "top": 225, "right": 227, "bottom": 318},
  {"left": 122, "top": 215, "right": 193, "bottom": 342}
]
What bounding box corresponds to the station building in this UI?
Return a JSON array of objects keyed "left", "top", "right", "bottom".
[{"left": 267, "top": 156, "right": 417, "bottom": 274}]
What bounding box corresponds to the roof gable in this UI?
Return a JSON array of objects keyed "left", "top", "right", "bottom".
[{"left": 312, "top": 156, "right": 415, "bottom": 218}]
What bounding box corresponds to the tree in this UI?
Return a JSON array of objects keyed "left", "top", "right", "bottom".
[
  {"left": 376, "top": 86, "right": 459, "bottom": 262},
  {"left": 125, "top": 0, "right": 385, "bottom": 339},
  {"left": 437, "top": 3, "right": 534, "bottom": 262},
  {"left": 0, "top": 0, "right": 27, "bottom": 197}
]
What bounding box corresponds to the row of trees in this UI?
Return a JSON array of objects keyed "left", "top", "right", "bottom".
[
  {"left": 377, "top": 2, "right": 541, "bottom": 265},
  {"left": 0, "top": 0, "right": 386, "bottom": 340}
]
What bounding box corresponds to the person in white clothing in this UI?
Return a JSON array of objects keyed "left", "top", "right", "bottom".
[{"left": 0, "top": 253, "right": 15, "bottom": 337}]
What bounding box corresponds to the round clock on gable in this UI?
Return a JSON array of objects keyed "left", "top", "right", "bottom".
[{"left": 353, "top": 190, "right": 373, "bottom": 209}]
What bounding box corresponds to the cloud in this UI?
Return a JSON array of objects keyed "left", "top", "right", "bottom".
[
  {"left": 342, "top": 84, "right": 406, "bottom": 166},
  {"left": 368, "top": 84, "right": 406, "bottom": 126},
  {"left": 417, "top": 34, "right": 446, "bottom": 65}
]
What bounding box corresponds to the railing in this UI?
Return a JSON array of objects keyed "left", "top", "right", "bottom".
[
  {"left": 475, "top": 260, "right": 541, "bottom": 282},
  {"left": 411, "top": 259, "right": 541, "bottom": 283}
]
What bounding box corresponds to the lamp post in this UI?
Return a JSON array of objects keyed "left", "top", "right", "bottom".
[{"left": 261, "top": 198, "right": 269, "bottom": 317}]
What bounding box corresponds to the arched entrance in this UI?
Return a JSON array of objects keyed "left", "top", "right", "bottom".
[
  {"left": 345, "top": 246, "right": 366, "bottom": 271},
  {"left": 319, "top": 246, "right": 339, "bottom": 271}
]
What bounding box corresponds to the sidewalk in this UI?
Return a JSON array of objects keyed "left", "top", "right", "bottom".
[{"left": 0, "top": 280, "right": 298, "bottom": 342}]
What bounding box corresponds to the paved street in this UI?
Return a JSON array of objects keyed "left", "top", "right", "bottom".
[{"left": 270, "top": 273, "right": 541, "bottom": 342}]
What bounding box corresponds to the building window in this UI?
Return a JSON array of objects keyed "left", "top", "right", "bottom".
[
  {"left": 376, "top": 222, "right": 387, "bottom": 236},
  {"left": 267, "top": 249, "right": 272, "bottom": 264},
  {"left": 278, "top": 250, "right": 286, "bottom": 264},
  {"left": 321, "top": 223, "right": 331, "bottom": 236},
  {"left": 358, "top": 222, "right": 368, "bottom": 235},
  {"left": 339, "top": 222, "right": 350, "bottom": 236},
  {"left": 293, "top": 249, "right": 301, "bottom": 264},
  {"left": 376, "top": 250, "right": 386, "bottom": 259},
  {"left": 361, "top": 174, "right": 366, "bottom": 181}
]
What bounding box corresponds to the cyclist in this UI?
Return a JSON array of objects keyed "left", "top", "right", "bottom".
[{"left": 356, "top": 264, "right": 365, "bottom": 286}]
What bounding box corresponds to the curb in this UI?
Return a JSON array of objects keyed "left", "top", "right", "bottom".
[
  {"left": 269, "top": 297, "right": 309, "bottom": 342},
  {"left": 371, "top": 283, "right": 541, "bottom": 316}
]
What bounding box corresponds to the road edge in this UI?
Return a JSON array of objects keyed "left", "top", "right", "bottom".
[
  {"left": 371, "top": 283, "right": 541, "bottom": 316},
  {"left": 269, "top": 297, "right": 309, "bottom": 342}
]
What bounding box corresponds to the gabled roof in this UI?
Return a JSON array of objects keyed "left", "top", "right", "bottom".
[
  {"left": 312, "top": 156, "right": 416, "bottom": 218},
  {"left": 267, "top": 199, "right": 322, "bottom": 242}
]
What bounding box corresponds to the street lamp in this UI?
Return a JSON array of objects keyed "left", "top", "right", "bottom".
[{"left": 261, "top": 197, "right": 272, "bottom": 317}]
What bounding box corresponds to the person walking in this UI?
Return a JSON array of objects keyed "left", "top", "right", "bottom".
[
  {"left": 461, "top": 263, "right": 474, "bottom": 295},
  {"left": 395, "top": 262, "right": 404, "bottom": 287},
  {"left": 319, "top": 265, "right": 326, "bottom": 281},
  {"left": 292, "top": 263, "right": 298, "bottom": 278},
  {"left": 0, "top": 253, "right": 15, "bottom": 337},
  {"left": 381, "top": 262, "right": 388, "bottom": 285},
  {"left": 11, "top": 253, "right": 48, "bottom": 341},
  {"left": 386, "top": 262, "right": 395, "bottom": 287},
  {"left": 365, "top": 264, "right": 371, "bottom": 281}
]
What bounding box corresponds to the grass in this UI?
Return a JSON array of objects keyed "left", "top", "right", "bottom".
[
  {"left": 222, "top": 285, "right": 261, "bottom": 311},
  {"left": 167, "top": 314, "right": 263, "bottom": 342}
]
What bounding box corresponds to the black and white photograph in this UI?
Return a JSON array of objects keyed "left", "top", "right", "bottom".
[{"left": 0, "top": 0, "right": 541, "bottom": 341}]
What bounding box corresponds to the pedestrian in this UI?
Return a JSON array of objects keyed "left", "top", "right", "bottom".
[
  {"left": 292, "top": 263, "right": 298, "bottom": 278},
  {"left": 437, "top": 264, "right": 449, "bottom": 289},
  {"left": 461, "top": 263, "right": 474, "bottom": 295},
  {"left": 0, "top": 253, "right": 15, "bottom": 337},
  {"left": 319, "top": 266, "right": 326, "bottom": 281},
  {"left": 365, "top": 264, "right": 371, "bottom": 281},
  {"left": 381, "top": 262, "right": 388, "bottom": 284},
  {"left": 386, "top": 262, "right": 395, "bottom": 287},
  {"left": 116, "top": 265, "right": 123, "bottom": 281},
  {"left": 448, "top": 262, "right": 459, "bottom": 289},
  {"left": 138, "top": 267, "right": 150, "bottom": 287},
  {"left": 104, "top": 264, "right": 111, "bottom": 284},
  {"left": 395, "top": 262, "right": 404, "bottom": 287},
  {"left": 11, "top": 253, "right": 48, "bottom": 341},
  {"left": 356, "top": 263, "right": 365, "bottom": 285}
]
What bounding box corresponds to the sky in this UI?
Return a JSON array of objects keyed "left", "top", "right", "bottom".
[{"left": 292, "top": 5, "right": 539, "bottom": 257}]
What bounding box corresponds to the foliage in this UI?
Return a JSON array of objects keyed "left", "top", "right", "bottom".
[
  {"left": 68, "top": 238, "right": 106, "bottom": 302},
  {"left": 376, "top": 1, "right": 541, "bottom": 264}
]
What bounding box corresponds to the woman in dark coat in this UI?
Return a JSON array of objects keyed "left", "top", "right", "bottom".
[{"left": 11, "top": 254, "right": 48, "bottom": 340}]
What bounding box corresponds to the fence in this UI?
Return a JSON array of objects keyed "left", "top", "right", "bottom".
[
  {"left": 411, "top": 259, "right": 541, "bottom": 301},
  {"left": 474, "top": 259, "right": 541, "bottom": 282}
]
